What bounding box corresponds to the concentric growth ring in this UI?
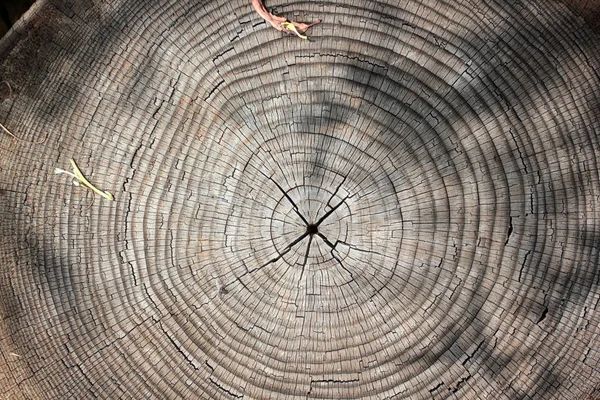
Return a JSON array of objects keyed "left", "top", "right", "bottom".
[{"left": 0, "top": 0, "right": 599, "bottom": 399}]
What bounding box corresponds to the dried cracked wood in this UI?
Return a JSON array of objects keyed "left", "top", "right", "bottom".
[{"left": 0, "top": 0, "right": 599, "bottom": 399}]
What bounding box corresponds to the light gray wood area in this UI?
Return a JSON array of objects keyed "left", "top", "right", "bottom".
[{"left": 0, "top": 0, "right": 599, "bottom": 398}]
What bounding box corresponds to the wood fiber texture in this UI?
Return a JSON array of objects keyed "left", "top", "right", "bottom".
[{"left": 0, "top": 0, "right": 599, "bottom": 399}]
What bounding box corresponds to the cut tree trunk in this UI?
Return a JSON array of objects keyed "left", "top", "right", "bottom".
[{"left": 0, "top": 0, "right": 599, "bottom": 399}]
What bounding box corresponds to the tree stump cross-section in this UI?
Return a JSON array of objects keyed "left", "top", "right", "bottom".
[{"left": 0, "top": 0, "right": 599, "bottom": 399}]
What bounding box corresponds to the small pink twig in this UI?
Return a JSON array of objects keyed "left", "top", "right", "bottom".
[{"left": 251, "top": 0, "right": 321, "bottom": 39}]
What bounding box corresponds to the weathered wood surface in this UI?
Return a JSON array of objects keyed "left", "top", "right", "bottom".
[{"left": 0, "top": 0, "right": 599, "bottom": 398}]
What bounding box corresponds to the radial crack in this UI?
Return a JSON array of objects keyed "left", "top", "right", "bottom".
[
  {"left": 298, "top": 234, "right": 313, "bottom": 286},
  {"left": 317, "top": 234, "right": 396, "bottom": 262},
  {"left": 260, "top": 170, "right": 309, "bottom": 225},
  {"left": 249, "top": 231, "right": 310, "bottom": 273},
  {"left": 325, "top": 175, "right": 347, "bottom": 209},
  {"left": 314, "top": 196, "right": 348, "bottom": 226},
  {"left": 315, "top": 233, "right": 354, "bottom": 279}
]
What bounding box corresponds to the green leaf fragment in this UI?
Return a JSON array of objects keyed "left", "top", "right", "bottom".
[
  {"left": 55, "top": 159, "right": 114, "bottom": 202},
  {"left": 69, "top": 158, "right": 114, "bottom": 201},
  {"left": 280, "top": 22, "right": 308, "bottom": 39}
]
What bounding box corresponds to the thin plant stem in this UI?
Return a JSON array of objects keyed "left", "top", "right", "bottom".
[{"left": 0, "top": 81, "right": 48, "bottom": 146}]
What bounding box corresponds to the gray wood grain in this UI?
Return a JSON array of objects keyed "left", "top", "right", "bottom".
[{"left": 0, "top": 0, "right": 599, "bottom": 398}]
